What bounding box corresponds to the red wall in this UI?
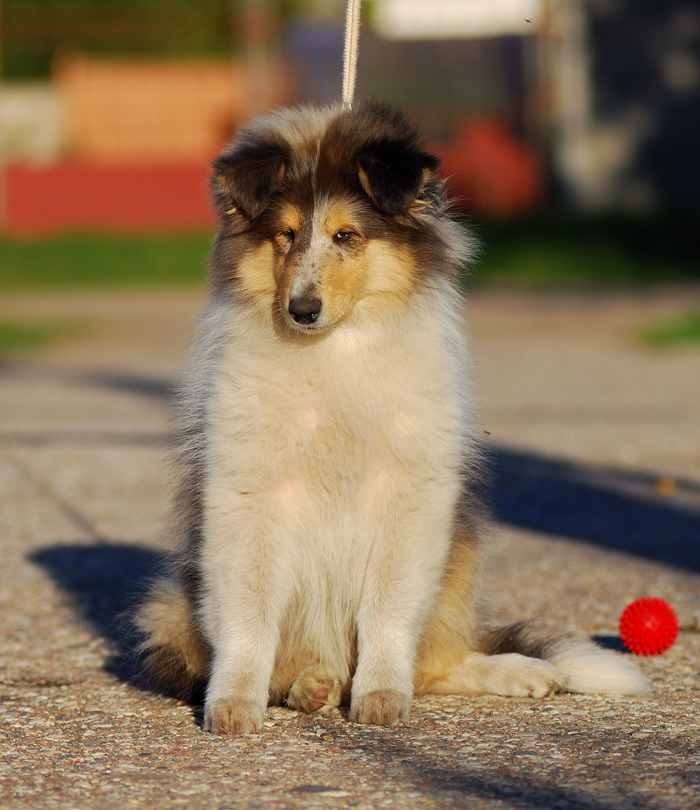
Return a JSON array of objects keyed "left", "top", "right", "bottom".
[{"left": 4, "top": 162, "right": 216, "bottom": 235}]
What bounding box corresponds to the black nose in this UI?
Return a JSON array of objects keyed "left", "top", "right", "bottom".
[{"left": 288, "top": 296, "right": 322, "bottom": 325}]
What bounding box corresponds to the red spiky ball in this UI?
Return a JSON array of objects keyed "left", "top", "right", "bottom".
[{"left": 619, "top": 597, "right": 679, "bottom": 655}]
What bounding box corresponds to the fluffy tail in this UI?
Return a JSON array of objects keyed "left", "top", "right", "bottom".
[
  {"left": 132, "top": 576, "right": 211, "bottom": 702},
  {"left": 482, "top": 622, "right": 650, "bottom": 696}
]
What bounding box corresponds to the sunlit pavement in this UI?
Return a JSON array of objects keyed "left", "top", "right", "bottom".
[{"left": 1, "top": 287, "right": 699, "bottom": 809}]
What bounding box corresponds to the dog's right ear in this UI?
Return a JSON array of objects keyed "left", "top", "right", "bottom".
[{"left": 212, "top": 139, "right": 288, "bottom": 227}]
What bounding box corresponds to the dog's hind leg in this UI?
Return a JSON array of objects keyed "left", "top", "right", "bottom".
[
  {"left": 133, "top": 575, "right": 210, "bottom": 701},
  {"left": 286, "top": 665, "right": 344, "bottom": 714},
  {"left": 415, "top": 511, "right": 649, "bottom": 699},
  {"left": 424, "top": 651, "right": 564, "bottom": 698},
  {"left": 479, "top": 622, "right": 649, "bottom": 696},
  {"left": 415, "top": 521, "right": 585, "bottom": 699},
  {"left": 420, "top": 622, "right": 649, "bottom": 698}
]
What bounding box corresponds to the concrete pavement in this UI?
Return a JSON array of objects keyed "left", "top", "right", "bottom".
[{"left": 1, "top": 286, "right": 699, "bottom": 809}]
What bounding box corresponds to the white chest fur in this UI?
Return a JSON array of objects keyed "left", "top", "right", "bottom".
[
  {"left": 196, "top": 287, "right": 472, "bottom": 686},
  {"left": 207, "top": 293, "right": 467, "bottom": 507}
]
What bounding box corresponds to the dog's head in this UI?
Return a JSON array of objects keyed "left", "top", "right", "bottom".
[{"left": 210, "top": 101, "right": 458, "bottom": 335}]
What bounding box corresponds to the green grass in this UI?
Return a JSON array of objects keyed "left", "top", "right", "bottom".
[
  {"left": 0, "top": 233, "right": 211, "bottom": 289},
  {"left": 640, "top": 312, "right": 700, "bottom": 347},
  {"left": 0, "top": 319, "right": 74, "bottom": 354}
]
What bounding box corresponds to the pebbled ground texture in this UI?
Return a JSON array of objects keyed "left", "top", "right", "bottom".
[{"left": 1, "top": 286, "right": 699, "bottom": 809}]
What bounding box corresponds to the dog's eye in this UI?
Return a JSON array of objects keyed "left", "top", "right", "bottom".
[
  {"left": 279, "top": 228, "right": 295, "bottom": 242},
  {"left": 333, "top": 230, "right": 354, "bottom": 243}
]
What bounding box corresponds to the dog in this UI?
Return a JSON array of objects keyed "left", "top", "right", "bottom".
[{"left": 134, "top": 100, "right": 648, "bottom": 733}]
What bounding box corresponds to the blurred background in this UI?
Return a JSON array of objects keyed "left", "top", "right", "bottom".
[{"left": 0, "top": 0, "right": 698, "bottom": 289}]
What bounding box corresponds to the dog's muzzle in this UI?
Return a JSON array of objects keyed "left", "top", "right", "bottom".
[{"left": 288, "top": 295, "right": 322, "bottom": 326}]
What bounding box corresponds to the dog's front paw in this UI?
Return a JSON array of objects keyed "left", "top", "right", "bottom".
[
  {"left": 286, "top": 666, "right": 342, "bottom": 714},
  {"left": 203, "top": 697, "right": 264, "bottom": 734},
  {"left": 349, "top": 689, "right": 411, "bottom": 726}
]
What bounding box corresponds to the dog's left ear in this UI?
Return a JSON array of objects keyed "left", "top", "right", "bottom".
[
  {"left": 212, "top": 139, "right": 288, "bottom": 225},
  {"left": 356, "top": 139, "right": 440, "bottom": 215}
]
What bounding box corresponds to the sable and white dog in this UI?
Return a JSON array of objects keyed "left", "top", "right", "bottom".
[{"left": 134, "top": 101, "right": 648, "bottom": 733}]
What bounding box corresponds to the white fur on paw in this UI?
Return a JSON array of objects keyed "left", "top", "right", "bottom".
[
  {"left": 286, "top": 667, "right": 342, "bottom": 714},
  {"left": 203, "top": 697, "right": 264, "bottom": 734},
  {"left": 486, "top": 653, "right": 565, "bottom": 698},
  {"left": 349, "top": 690, "right": 411, "bottom": 726}
]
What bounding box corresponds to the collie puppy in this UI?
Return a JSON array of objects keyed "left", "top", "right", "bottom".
[{"left": 134, "top": 101, "right": 647, "bottom": 733}]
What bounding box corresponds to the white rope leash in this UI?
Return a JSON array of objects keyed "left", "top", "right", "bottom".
[{"left": 342, "top": 0, "right": 362, "bottom": 108}]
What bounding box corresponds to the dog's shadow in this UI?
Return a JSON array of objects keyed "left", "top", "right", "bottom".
[
  {"left": 29, "top": 445, "right": 700, "bottom": 689},
  {"left": 491, "top": 445, "right": 700, "bottom": 572},
  {"left": 29, "top": 542, "right": 166, "bottom": 685}
]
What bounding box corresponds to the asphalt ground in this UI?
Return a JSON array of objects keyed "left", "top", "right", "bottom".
[{"left": 1, "top": 286, "right": 699, "bottom": 809}]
